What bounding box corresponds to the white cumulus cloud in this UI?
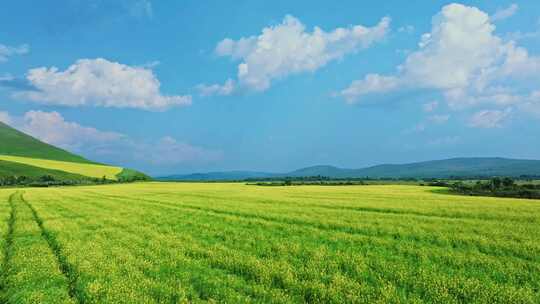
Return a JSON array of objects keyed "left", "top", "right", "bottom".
[
  {"left": 20, "top": 110, "right": 124, "bottom": 150},
  {"left": 339, "top": 3, "right": 540, "bottom": 121},
  {"left": 15, "top": 58, "right": 191, "bottom": 110},
  {"left": 340, "top": 74, "right": 400, "bottom": 104},
  {"left": 200, "top": 15, "right": 390, "bottom": 96}
]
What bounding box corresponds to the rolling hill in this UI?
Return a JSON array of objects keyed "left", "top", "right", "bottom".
[
  {"left": 0, "top": 121, "right": 94, "bottom": 163},
  {"left": 0, "top": 160, "right": 93, "bottom": 181},
  {"left": 0, "top": 155, "right": 122, "bottom": 180},
  {"left": 0, "top": 122, "right": 149, "bottom": 182},
  {"left": 160, "top": 157, "right": 540, "bottom": 180}
]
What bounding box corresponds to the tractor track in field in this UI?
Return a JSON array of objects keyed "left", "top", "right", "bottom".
[
  {"left": 19, "top": 192, "right": 87, "bottom": 304},
  {"left": 0, "top": 192, "right": 18, "bottom": 303}
]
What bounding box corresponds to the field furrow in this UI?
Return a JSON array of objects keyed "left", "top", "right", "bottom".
[
  {"left": 0, "top": 191, "right": 75, "bottom": 304},
  {"left": 19, "top": 183, "right": 540, "bottom": 303},
  {"left": 80, "top": 190, "right": 540, "bottom": 263},
  {"left": 0, "top": 192, "right": 15, "bottom": 297},
  {"left": 20, "top": 193, "right": 87, "bottom": 304}
]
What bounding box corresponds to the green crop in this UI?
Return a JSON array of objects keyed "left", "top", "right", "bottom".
[
  {"left": 0, "top": 155, "right": 122, "bottom": 180},
  {"left": 1, "top": 183, "right": 539, "bottom": 303}
]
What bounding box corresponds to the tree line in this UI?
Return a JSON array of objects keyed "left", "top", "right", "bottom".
[
  {"left": 0, "top": 173, "right": 150, "bottom": 187},
  {"left": 438, "top": 177, "right": 540, "bottom": 199}
]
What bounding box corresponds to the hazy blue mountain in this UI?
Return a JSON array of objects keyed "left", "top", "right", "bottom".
[
  {"left": 159, "top": 171, "right": 278, "bottom": 181},
  {"left": 157, "top": 157, "right": 540, "bottom": 180}
]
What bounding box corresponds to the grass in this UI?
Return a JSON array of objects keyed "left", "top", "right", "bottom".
[
  {"left": 0, "top": 155, "right": 123, "bottom": 180},
  {"left": 1, "top": 183, "right": 539, "bottom": 303},
  {"left": 0, "top": 122, "right": 93, "bottom": 164}
]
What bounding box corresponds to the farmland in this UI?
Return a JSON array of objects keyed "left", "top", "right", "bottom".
[
  {"left": 0, "top": 155, "right": 123, "bottom": 180},
  {"left": 1, "top": 183, "right": 539, "bottom": 303}
]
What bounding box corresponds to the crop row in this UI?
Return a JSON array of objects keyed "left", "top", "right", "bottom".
[
  {"left": 0, "top": 191, "right": 75, "bottom": 303},
  {"left": 15, "top": 183, "right": 540, "bottom": 303}
]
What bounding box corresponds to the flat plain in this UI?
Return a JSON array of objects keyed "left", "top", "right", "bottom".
[{"left": 1, "top": 183, "right": 539, "bottom": 303}]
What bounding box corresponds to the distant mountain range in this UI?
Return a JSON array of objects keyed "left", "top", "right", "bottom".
[{"left": 158, "top": 157, "right": 540, "bottom": 180}]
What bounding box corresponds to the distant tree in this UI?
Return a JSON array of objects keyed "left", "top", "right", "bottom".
[
  {"left": 491, "top": 177, "right": 502, "bottom": 189},
  {"left": 40, "top": 175, "right": 55, "bottom": 182},
  {"left": 502, "top": 177, "right": 515, "bottom": 188},
  {"left": 5, "top": 176, "right": 16, "bottom": 185},
  {"left": 16, "top": 176, "right": 28, "bottom": 184}
]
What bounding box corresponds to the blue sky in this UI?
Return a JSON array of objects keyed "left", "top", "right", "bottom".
[{"left": 1, "top": 1, "right": 539, "bottom": 175}]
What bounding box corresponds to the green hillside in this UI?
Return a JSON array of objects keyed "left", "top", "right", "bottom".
[
  {"left": 0, "top": 122, "right": 150, "bottom": 184},
  {"left": 0, "top": 122, "right": 94, "bottom": 164},
  {"left": 0, "top": 160, "right": 92, "bottom": 181}
]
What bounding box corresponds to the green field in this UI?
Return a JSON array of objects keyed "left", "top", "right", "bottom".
[
  {"left": 0, "top": 160, "right": 92, "bottom": 181},
  {"left": 1, "top": 183, "right": 539, "bottom": 303},
  {"left": 0, "top": 155, "right": 123, "bottom": 180}
]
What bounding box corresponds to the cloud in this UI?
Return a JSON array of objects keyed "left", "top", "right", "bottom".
[
  {"left": 202, "top": 15, "right": 390, "bottom": 95},
  {"left": 19, "top": 111, "right": 124, "bottom": 150},
  {"left": 422, "top": 101, "right": 439, "bottom": 112},
  {"left": 1, "top": 110, "right": 221, "bottom": 168},
  {"left": 0, "top": 111, "right": 11, "bottom": 124},
  {"left": 197, "top": 79, "right": 235, "bottom": 97},
  {"left": 14, "top": 58, "right": 191, "bottom": 111},
  {"left": 468, "top": 109, "right": 511, "bottom": 128},
  {"left": 0, "top": 44, "right": 29, "bottom": 62},
  {"left": 339, "top": 3, "right": 540, "bottom": 121},
  {"left": 340, "top": 74, "right": 400, "bottom": 103},
  {"left": 491, "top": 3, "right": 518, "bottom": 22}
]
